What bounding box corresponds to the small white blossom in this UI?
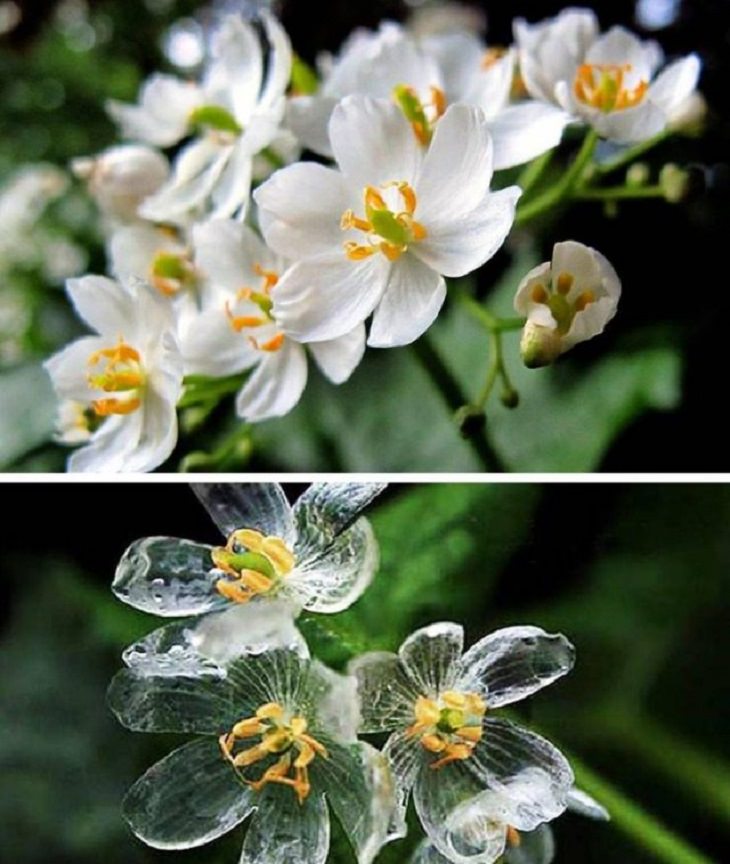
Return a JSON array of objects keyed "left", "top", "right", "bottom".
[
  {"left": 44, "top": 275, "right": 183, "bottom": 472},
  {"left": 515, "top": 8, "right": 700, "bottom": 142},
  {"left": 514, "top": 240, "right": 621, "bottom": 368},
  {"left": 256, "top": 95, "right": 520, "bottom": 348},
  {"left": 108, "top": 13, "right": 291, "bottom": 224}
]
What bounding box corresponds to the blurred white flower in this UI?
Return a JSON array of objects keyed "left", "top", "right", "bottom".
[
  {"left": 515, "top": 8, "right": 700, "bottom": 142},
  {"left": 514, "top": 241, "right": 621, "bottom": 368},
  {"left": 256, "top": 95, "right": 520, "bottom": 348},
  {"left": 44, "top": 275, "right": 183, "bottom": 472}
]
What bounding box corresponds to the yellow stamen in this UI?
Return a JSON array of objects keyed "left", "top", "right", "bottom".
[
  {"left": 408, "top": 689, "right": 487, "bottom": 770},
  {"left": 341, "top": 182, "right": 426, "bottom": 262},
  {"left": 506, "top": 826, "right": 521, "bottom": 848},
  {"left": 556, "top": 272, "right": 574, "bottom": 295},
  {"left": 482, "top": 47, "right": 507, "bottom": 70},
  {"left": 574, "top": 63, "right": 648, "bottom": 113},
  {"left": 531, "top": 284, "right": 549, "bottom": 304},
  {"left": 212, "top": 528, "right": 296, "bottom": 604},
  {"left": 87, "top": 339, "right": 145, "bottom": 417},
  {"left": 574, "top": 290, "right": 595, "bottom": 312}
]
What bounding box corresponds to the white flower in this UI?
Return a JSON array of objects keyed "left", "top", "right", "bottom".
[
  {"left": 255, "top": 95, "right": 520, "bottom": 348},
  {"left": 108, "top": 13, "right": 291, "bottom": 224},
  {"left": 350, "top": 622, "right": 575, "bottom": 864},
  {"left": 181, "top": 219, "right": 365, "bottom": 422},
  {"left": 515, "top": 9, "right": 701, "bottom": 142},
  {"left": 44, "top": 275, "right": 183, "bottom": 472},
  {"left": 287, "top": 22, "right": 568, "bottom": 170},
  {"left": 71, "top": 144, "right": 170, "bottom": 223},
  {"left": 514, "top": 240, "right": 621, "bottom": 368}
]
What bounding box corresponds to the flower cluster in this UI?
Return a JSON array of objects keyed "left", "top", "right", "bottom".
[
  {"left": 109, "top": 482, "right": 607, "bottom": 864},
  {"left": 42, "top": 5, "right": 700, "bottom": 470}
]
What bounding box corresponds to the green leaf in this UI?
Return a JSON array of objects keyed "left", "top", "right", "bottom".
[{"left": 0, "top": 364, "right": 56, "bottom": 468}]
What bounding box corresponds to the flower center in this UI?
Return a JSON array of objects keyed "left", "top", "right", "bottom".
[
  {"left": 220, "top": 701, "right": 328, "bottom": 804},
  {"left": 393, "top": 83, "right": 447, "bottom": 146},
  {"left": 573, "top": 63, "right": 648, "bottom": 113},
  {"left": 530, "top": 271, "right": 595, "bottom": 334},
  {"left": 188, "top": 104, "right": 242, "bottom": 141},
  {"left": 406, "top": 690, "right": 487, "bottom": 770},
  {"left": 341, "top": 183, "right": 427, "bottom": 262},
  {"left": 225, "top": 264, "right": 285, "bottom": 353},
  {"left": 149, "top": 248, "right": 197, "bottom": 297},
  {"left": 86, "top": 339, "right": 145, "bottom": 417},
  {"left": 211, "top": 527, "right": 296, "bottom": 604}
]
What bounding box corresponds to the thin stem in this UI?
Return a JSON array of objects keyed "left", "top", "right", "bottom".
[
  {"left": 516, "top": 148, "right": 556, "bottom": 197},
  {"left": 595, "top": 131, "right": 670, "bottom": 175},
  {"left": 455, "top": 290, "right": 525, "bottom": 333},
  {"left": 411, "top": 336, "right": 507, "bottom": 472},
  {"left": 575, "top": 184, "right": 665, "bottom": 201},
  {"left": 475, "top": 332, "right": 502, "bottom": 410},
  {"left": 569, "top": 751, "right": 715, "bottom": 864}
]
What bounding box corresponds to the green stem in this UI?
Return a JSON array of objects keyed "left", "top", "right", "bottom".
[
  {"left": 575, "top": 184, "right": 665, "bottom": 201},
  {"left": 515, "top": 129, "right": 599, "bottom": 225},
  {"left": 595, "top": 131, "right": 670, "bottom": 175},
  {"left": 475, "top": 332, "right": 502, "bottom": 410},
  {"left": 516, "top": 148, "right": 556, "bottom": 197},
  {"left": 179, "top": 373, "right": 247, "bottom": 408},
  {"left": 411, "top": 336, "right": 507, "bottom": 472},
  {"left": 569, "top": 751, "right": 714, "bottom": 864},
  {"left": 456, "top": 290, "right": 525, "bottom": 333}
]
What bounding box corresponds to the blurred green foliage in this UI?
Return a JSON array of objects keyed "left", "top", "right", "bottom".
[{"left": 2, "top": 483, "right": 729, "bottom": 862}]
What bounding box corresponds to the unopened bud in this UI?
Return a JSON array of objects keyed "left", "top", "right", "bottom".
[
  {"left": 626, "top": 162, "right": 650, "bottom": 187},
  {"left": 500, "top": 388, "right": 520, "bottom": 409},
  {"left": 660, "top": 163, "right": 690, "bottom": 203},
  {"left": 668, "top": 92, "right": 707, "bottom": 137},
  {"left": 455, "top": 404, "right": 486, "bottom": 437},
  {"left": 520, "top": 321, "right": 563, "bottom": 369}
]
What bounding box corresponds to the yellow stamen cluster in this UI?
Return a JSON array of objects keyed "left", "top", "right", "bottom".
[
  {"left": 212, "top": 527, "right": 296, "bottom": 604},
  {"left": 149, "top": 247, "right": 197, "bottom": 297},
  {"left": 341, "top": 182, "right": 427, "bottom": 262},
  {"left": 220, "top": 702, "right": 328, "bottom": 804},
  {"left": 574, "top": 63, "right": 648, "bottom": 113},
  {"left": 407, "top": 690, "right": 487, "bottom": 770},
  {"left": 393, "top": 84, "right": 448, "bottom": 146},
  {"left": 530, "top": 270, "right": 595, "bottom": 334},
  {"left": 225, "top": 264, "right": 285, "bottom": 353},
  {"left": 87, "top": 340, "right": 145, "bottom": 417}
]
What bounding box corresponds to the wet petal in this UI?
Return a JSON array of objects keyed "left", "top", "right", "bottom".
[
  {"left": 383, "top": 728, "right": 423, "bottom": 830},
  {"left": 226, "top": 648, "right": 310, "bottom": 712},
  {"left": 191, "top": 482, "right": 295, "bottom": 541},
  {"left": 567, "top": 787, "right": 609, "bottom": 821},
  {"left": 398, "top": 622, "right": 464, "bottom": 698},
  {"left": 122, "top": 619, "right": 228, "bottom": 679},
  {"left": 123, "top": 738, "right": 254, "bottom": 849},
  {"left": 503, "top": 824, "right": 555, "bottom": 864},
  {"left": 457, "top": 626, "right": 575, "bottom": 709},
  {"left": 113, "top": 536, "right": 223, "bottom": 617},
  {"left": 240, "top": 787, "right": 329, "bottom": 864},
  {"left": 307, "top": 659, "right": 361, "bottom": 742},
  {"left": 349, "top": 651, "right": 422, "bottom": 732}
]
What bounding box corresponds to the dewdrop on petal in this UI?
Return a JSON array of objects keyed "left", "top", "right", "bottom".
[{"left": 514, "top": 241, "right": 621, "bottom": 368}]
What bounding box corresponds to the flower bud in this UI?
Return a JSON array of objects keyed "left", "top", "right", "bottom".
[
  {"left": 660, "top": 163, "right": 690, "bottom": 203},
  {"left": 626, "top": 162, "right": 650, "bottom": 187},
  {"left": 519, "top": 321, "right": 563, "bottom": 369}
]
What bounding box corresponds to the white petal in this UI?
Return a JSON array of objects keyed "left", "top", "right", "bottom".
[
  {"left": 457, "top": 626, "right": 575, "bottom": 709},
  {"left": 44, "top": 335, "right": 107, "bottom": 401},
  {"left": 513, "top": 261, "right": 552, "bottom": 318},
  {"left": 259, "top": 13, "right": 293, "bottom": 113},
  {"left": 368, "top": 255, "right": 446, "bottom": 348},
  {"left": 415, "top": 104, "right": 494, "bottom": 223},
  {"left": 567, "top": 787, "right": 610, "bottom": 821},
  {"left": 208, "top": 140, "right": 252, "bottom": 219},
  {"left": 109, "top": 224, "right": 172, "bottom": 284},
  {"left": 66, "top": 275, "right": 134, "bottom": 336},
  {"left": 424, "top": 32, "right": 486, "bottom": 101},
  {"left": 286, "top": 95, "right": 338, "bottom": 157},
  {"left": 235, "top": 340, "right": 308, "bottom": 422},
  {"left": 254, "top": 162, "right": 351, "bottom": 260},
  {"left": 192, "top": 219, "right": 272, "bottom": 292},
  {"left": 461, "top": 50, "right": 515, "bottom": 119},
  {"left": 207, "top": 15, "right": 262, "bottom": 122},
  {"left": 398, "top": 622, "right": 464, "bottom": 698},
  {"left": 108, "top": 74, "right": 201, "bottom": 147},
  {"left": 240, "top": 788, "right": 329, "bottom": 864},
  {"left": 122, "top": 373, "right": 179, "bottom": 473},
  {"left": 309, "top": 323, "right": 366, "bottom": 383},
  {"left": 68, "top": 411, "right": 143, "bottom": 473},
  {"left": 191, "top": 482, "right": 294, "bottom": 541},
  {"left": 272, "top": 252, "right": 389, "bottom": 343},
  {"left": 329, "top": 95, "right": 423, "bottom": 190},
  {"left": 416, "top": 186, "right": 520, "bottom": 278},
  {"left": 181, "top": 305, "right": 259, "bottom": 377},
  {"left": 586, "top": 27, "right": 654, "bottom": 82},
  {"left": 588, "top": 100, "right": 667, "bottom": 143},
  {"left": 649, "top": 54, "right": 701, "bottom": 118},
  {"left": 489, "top": 103, "right": 570, "bottom": 170}
]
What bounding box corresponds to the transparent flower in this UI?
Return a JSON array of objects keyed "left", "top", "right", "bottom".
[
  {"left": 113, "top": 482, "right": 384, "bottom": 664},
  {"left": 108, "top": 647, "right": 396, "bottom": 864},
  {"left": 350, "top": 622, "right": 575, "bottom": 864},
  {"left": 287, "top": 22, "right": 568, "bottom": 170},
  {"left": 515, "top": 9, "right": 700, "bottom": 142},
  {"left": 255, "top": 95, "right": 520, "bottom": 348},
  {"left": 181, "top": 219, "right": 365, "bottom": 422},
  {"left": 44, "top": 275, "right": 183, "bottom": 472},
  {"left": 514, "top": 241, "right": 621, "bottom": 368}
]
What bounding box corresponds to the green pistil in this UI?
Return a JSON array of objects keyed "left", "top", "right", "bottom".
[{"left": 189, "top": 105, "right": 242, "bottom": 135}]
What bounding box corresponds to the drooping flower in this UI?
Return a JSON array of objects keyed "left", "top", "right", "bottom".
[
  {"left": 287, "top": 22, "right": 568, "bottom": 170},
  {"left": 515, "top": 9, "right": 700, "bottom": 142},
  {"left": 44, "top": 275, "right": 183, "bottom": 472},
  {"left": 514, "top": 241, "right": 621, "bottom": 368},
  {"left": 113, "top": 482, "right": 384, "bottom": 665},
  {"left": 108, "top": 647, "right": 396, "bottom": 864},
  {"left": 350, "top": 622, "right": 575, "bottom": 863},
  {"left": 181, "top": 219, "right": 365, "bottom": 422},
  {"left": 108, "top": 13, "right": 291, "bottom": 224},
  {"left": 255, "top": 95, "right": 520, "bottom": 348}
]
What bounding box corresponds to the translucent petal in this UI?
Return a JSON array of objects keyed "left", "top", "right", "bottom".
[
  {"left": 191, "top": 483, "right": 295, "bottom": 542},
  {"left": 287, "top": 517, "right": 379, "bottom": 613},
  {"left": 113, "top": 536, "right": 223, "bottom": 617},
  {"left": 505, "top": 824, "right": 555, "bottom": 864},
  {"left": 457, "top": 626, "right": 575, "bottom": 709},
  {"left": 108, "top": 667, "right": 236, "bottom": 733},
  {"left": 314, "top": 740, "right": 397, "bottom": 864},
  {"left": 567, "top": 787, "right": 609, "bottom": 821},
  {"left": 122, "top": 619, "right": 227, "bottom": 679},
  {"left": 398, "top": 622, "right": 464, "bottom": 698},
  {"left": 123, "top": 737, "right": 254, "bottom": 849},
  {"left": 383, "top": 729, "right": 423, "bottom": 833},
  {"left": 239, "top": 786, "right": 329, "bottom": 864},
  {"left": 226, "top": 647, "right": 309, "bottom": 712},
  {"left": 349, "top": 651, "right": 421, "bottom": 733},
  {"left": 467, "top": 718, "right": 573, "bottom": 830},
  {"left": 306, "top": 660, "right": 361, "bottom": 742}
]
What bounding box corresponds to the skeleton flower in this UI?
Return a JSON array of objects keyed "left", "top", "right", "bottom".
[
  {"left": 255, "top": 95, "right": 520, "bottom": 348},
  {"left": 514, "top": 241, "right": 621, "bottom": 368},
  {"left": 108, "top": 13, "right": 291, "bottom": 223},
  {"left": 113, "top": 482, "right": 384, "bottom": 665},
  {"left": 108, "top": 647, "right": 395, "bottom": 864},
  {"left": 350, "top": 623, "right": 575, "bottom": 864},
  {"left": 44, "top": 275, "right": 183, "bottom": 472},
  {"left": 515, "top": 9, "right": 700, "bottom": 142},
  {"left": 181, "top": 219, "right": 365, "bottom": 422},
  {"left": 287, "top": 22, "right": 568, "bottom": 170}
]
